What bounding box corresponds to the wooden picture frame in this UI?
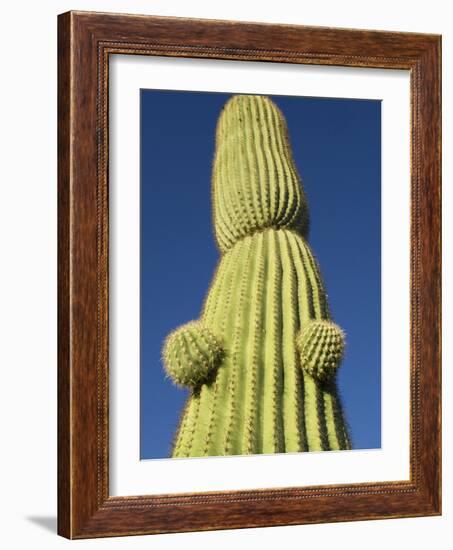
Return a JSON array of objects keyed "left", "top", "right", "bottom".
[{"left": 57, "top": 10, "right": 441, "bottom": 539}]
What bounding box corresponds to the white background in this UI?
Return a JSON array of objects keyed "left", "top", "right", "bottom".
[
  {"left": 0, "top": 0, "right": 449, "bottom": 548},
  {"left": 110, "top": 57, "right": 410, "bottom": 495}
]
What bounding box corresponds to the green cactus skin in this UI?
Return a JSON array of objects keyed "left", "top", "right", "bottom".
[{"left": 163, "top": 94, "right": 351, "bottom": 457}]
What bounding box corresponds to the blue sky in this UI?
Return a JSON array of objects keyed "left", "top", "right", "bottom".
[{"left": 140, "top": 89, "right": 381, "bottom": 459}]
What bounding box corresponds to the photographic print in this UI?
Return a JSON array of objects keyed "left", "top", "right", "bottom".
[
  {"left": 58, "top": 12, "right": 441, "bottom": 537},
  {"left": 140, "top": 90, "right": 381, "bottom": 460}
]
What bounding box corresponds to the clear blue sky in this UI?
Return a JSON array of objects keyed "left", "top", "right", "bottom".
[{"left": 140, "top": 89, "right": 381, "bottom": 459}]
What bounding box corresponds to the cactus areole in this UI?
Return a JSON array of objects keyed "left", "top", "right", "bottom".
[{"left": 162, "top": 95, "right": 351, "bottom": 457}]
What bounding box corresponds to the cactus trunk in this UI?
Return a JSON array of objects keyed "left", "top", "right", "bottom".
[{"left": 163, "top": 94, "right": 351, "bottom": 457}]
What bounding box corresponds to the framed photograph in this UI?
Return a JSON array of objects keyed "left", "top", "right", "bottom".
[{"left": 58, "top": 11, "right": 441, "bottom": 539}]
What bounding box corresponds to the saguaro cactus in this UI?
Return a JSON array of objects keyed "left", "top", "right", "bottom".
[{"left": 162, "top": 94, "right": 351, "bottom": 457}]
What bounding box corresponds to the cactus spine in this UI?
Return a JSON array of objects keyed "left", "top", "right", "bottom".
[{"left": 163, "top": 94, "right": 351, "bottom": 457}]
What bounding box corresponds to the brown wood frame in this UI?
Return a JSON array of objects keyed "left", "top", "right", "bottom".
[{"left": 58, "top": 10, "right": 441, "bottom": 539}]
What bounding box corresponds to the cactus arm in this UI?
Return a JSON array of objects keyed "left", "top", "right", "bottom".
[
  {"left": 296, "top": 319, "right": 346, "bottom": 383},
  {"left": 162, "top": 321, "right": 224, "bottom": 388}
]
